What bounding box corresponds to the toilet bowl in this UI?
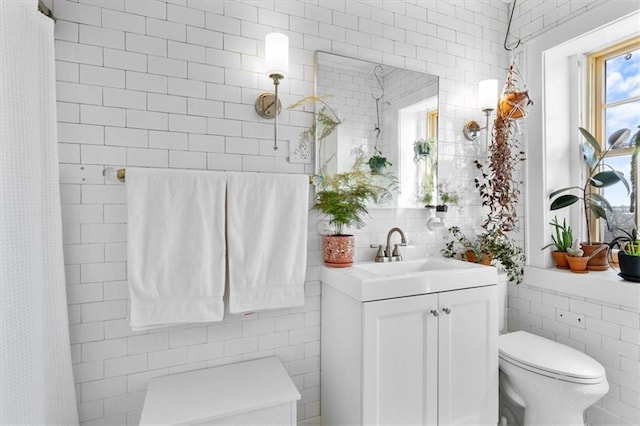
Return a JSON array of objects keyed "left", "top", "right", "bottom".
[
  {"left": 496, "top": 278, "right": 609, "bottom": 426},
  {"left": 499, "top": 331, "right": 609, "bottom": 426}
]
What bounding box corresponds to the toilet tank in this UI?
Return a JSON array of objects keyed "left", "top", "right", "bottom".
[{"left": 497, "top": 273, "right": 508, "bottom": 333}]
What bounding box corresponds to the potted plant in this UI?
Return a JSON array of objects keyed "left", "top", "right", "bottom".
[
  {"left": 422, "top": 192, "right": 435, "bottom": 209},
  {"left": 541, "top": 216, "right": 574, "bottom": 269},
  {"left": 441, "top": 226, "right": 525, "bottom": 283},
  {"left": 436, "top": 182, "right": 459, "bottom": 213},
  {"left": 290, "top": 95, "right": 390, "bottom": 267},
  {"left": 314, "top": 154, "right": 393, "bottom": 267},
  {"left": 609, "top": 228, "right": 640, "bottom": 281},
  {"left": 499, "top": 63, "right": 533, "bottom": 121},
  {"left": 413, "top": 138, "right": 435, "bottom": 161},
  {"left": 619, "top": 240, "right": 640, "bottom": 282},
  {"left": 565, "top": 240, "right": 588, "bottom": 273},
  {"left": 367, "top": 148, "right": 392, "bottom": 175},
  {"left": 549, "top": 127, "right": 631, "bottom": 271}
]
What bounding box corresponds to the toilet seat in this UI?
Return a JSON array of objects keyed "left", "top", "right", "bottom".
[{"left": 499, "top": 331, "right": 606, "bottom": 385}]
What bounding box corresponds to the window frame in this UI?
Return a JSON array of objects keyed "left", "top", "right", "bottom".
[{"left": 586, "top": 37, "right": 640, "bottom": 240}]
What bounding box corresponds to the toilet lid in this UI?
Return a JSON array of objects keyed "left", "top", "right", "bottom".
[{"left": 499, "top": 331, "right": 605, "bottom": 382}]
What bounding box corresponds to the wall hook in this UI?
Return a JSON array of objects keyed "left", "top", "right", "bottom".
[{"left": 503, "top": 0, "right": 521, "bottom": 52}]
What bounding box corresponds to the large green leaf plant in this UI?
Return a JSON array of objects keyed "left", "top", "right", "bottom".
[{"left": 549, "top": 127, "right": 631, "bottom": 244}]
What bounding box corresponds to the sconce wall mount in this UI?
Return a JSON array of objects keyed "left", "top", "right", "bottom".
[
  {"left": 463, "top": 79, "right": 499, "bottom": 143},
  {"left": 255, "top": 92, "right": 282, "bottom": 119},
  {"left": 255, "top": 33, "right": 288, "bottom": 151}
]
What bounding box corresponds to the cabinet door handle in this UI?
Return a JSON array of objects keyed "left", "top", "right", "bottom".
[
  {"left": 430, "top": 309, "right": 439, "bottom": 317},
  {"left": 442, "top": 307, "right": 452, "bottom": 315}
]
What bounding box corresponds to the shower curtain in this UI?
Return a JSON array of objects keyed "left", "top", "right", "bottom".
[{"left": 0, "top": 1, "right": 79, "bottom": 423}]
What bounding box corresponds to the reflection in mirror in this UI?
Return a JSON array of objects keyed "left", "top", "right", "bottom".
[{"left": 315, "top": 51, "right": 439, "bottom": 208}]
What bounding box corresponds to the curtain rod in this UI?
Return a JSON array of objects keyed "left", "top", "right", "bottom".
[
  {"left": 106, "top": 168, "right": 315, "bottom": 185},
  {"left": 38, "top": 0, "right": 55, "bottom": 21}
]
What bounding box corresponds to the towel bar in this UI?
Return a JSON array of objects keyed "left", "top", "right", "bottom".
[{"left": 103, "top": 167, "right": 315, "bottom": 185}]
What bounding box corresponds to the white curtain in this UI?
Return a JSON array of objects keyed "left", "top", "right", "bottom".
[{"left": 0, "top": 1, "right": 79, "bottom": 424}]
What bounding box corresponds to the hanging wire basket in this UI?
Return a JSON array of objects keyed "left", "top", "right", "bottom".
[{"left": 499, "top": 62, "right": 533, "bottom": 120}]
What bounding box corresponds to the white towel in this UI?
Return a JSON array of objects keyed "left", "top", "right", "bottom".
[
  {"left": 227, "top": 173, "right": 309, "bottom": 313},
  {"left": 1, "top": 2, "right": 79, "bottom": 423},
  {"left": 126, "top": 168, "right": 226, "bottom": 330}
]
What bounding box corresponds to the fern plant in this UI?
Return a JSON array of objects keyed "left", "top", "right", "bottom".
[
  {"left": 289, "top": 95, "right": 342, "bottom": 175},
  {"left": 314, "top": 154, "right": 392, "bottom": 235}
]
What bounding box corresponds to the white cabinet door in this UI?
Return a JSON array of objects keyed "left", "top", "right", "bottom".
[
  {"left": 438, "top": 285, "right": 498, "bottom": 425},
  {"left": 362, "top": 293, "right": 439, "bottom": 426}
]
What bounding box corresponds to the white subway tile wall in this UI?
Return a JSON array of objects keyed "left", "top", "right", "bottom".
[
  {"left": 49, "top": 0, "right": 616, "bottom": 424},
  {"left": 509, "top": 282, "right": 640, "bottom": 426}
]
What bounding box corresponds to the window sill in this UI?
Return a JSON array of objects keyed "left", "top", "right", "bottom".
[{"left": 524, "top": 266, "right": 639, "bottom": 310}]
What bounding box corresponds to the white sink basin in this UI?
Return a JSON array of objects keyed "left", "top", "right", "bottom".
[
  {"left": 321, "top": 257, "right": 497, "bottom": 302},
  {"left": 352, "top": 257, "right": 455, "bottom": 276}
]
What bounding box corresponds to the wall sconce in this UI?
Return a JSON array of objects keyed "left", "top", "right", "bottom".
[
  {"left": 463, "top": 79, "right": 499, "bottom": 145},
  {"left": 255, "top": 33, "right": 289, "bottom": 151}
]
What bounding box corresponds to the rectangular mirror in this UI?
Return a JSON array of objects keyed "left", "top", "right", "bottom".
[{"left": 314, "top": 51, "right": 439, "bottom": 209}]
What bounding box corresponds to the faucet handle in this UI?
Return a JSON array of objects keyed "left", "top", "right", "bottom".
[
  {"left": 370, "top": 244, "right": 386, "bottom": 262},
  {"left": 391, "top": 244, "right": 403, "bottom": 261}
]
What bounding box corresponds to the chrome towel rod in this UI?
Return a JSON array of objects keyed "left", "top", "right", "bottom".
[{"left": 105, "top": 167, "right": 314, "bottom": 185}]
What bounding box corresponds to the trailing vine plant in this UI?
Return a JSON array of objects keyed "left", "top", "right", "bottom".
[{"left": 473, "top": 113, "right": 526, "bottom": 233}]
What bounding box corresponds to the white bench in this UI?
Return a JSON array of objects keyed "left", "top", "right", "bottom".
[{"left": 140, "top": 357, "right": 300, "bottom": 425}]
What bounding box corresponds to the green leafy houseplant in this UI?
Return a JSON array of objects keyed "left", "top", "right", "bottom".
[
  {"left": 441, "top": 226, "right": 525, "bottom": 284},
  {"left": 609, "top": 228, "right": 640, "bottom": 281},
  {"left": 367, "top": 148, "right": 392, "bottom": 174},
  {"left": 438, "top": 182, "right": 459, "bottom": 205},
  {"left": 314, "top": 154, "right": 393, "bottom": 235},
  {"left": 549, "top": 127, "right": 631, "bottom": 245},
  {"left": 435, "top": 182, "right": 459, "bottom": 212}
]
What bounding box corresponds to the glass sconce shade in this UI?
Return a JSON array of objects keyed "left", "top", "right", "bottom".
[
  {"left": 478, "top": 79, "right": 498, "bottom": 111},
  {"left": 265, "top": 33, "right": 289, "bottom": 78}
]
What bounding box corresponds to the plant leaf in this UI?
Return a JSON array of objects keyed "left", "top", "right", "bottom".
[
  {"left": 589, "top": 203, "right": 608, "bottom": 220},
  {"left": 608, "top": 128, "right": 630, "bottom": 148},
  {"left": 579, "top": 127, "right": 601, "bottom": 154},
  {"left": 581, "top": 143, "right": 597, "bottom": 169},
  {"left": 550, "top": 194, "right": 579, "bottom": 210},
  {"left": 588, "top": 192, "right": 612, "bottom": 212},
  {"left": 549, "top": 186, "right": 581, "bottom": 199},
  {"left": 590, "top": 171, "right": 625, "bottom": 189}
]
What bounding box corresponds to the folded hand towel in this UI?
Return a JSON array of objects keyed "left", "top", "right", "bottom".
[
  {"left": 227, "top": 173, "right": 309, "bottom": 313},
  {"left": 126, "top": 168, "right": 226, "bottom": 330}
]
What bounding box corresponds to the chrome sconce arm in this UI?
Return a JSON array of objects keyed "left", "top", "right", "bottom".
[{"left": 255, "top": 33, "right": 288, "bottom": 151}]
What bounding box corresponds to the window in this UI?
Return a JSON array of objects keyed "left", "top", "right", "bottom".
[{"left": 588, "top": 38, "right": 640, "bottom": 242}]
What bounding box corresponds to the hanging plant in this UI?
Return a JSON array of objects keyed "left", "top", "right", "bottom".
[
  {"left": 474, "top": 113, "right": 526, "bottom": 232},
  {"left": 499, "top": 63, "right": 533, "bottom": 121}
]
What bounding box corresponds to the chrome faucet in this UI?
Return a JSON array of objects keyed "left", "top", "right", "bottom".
[
  {"left": 370, "top": 227, "right": 408, "bottom": 262},
  {"left": 385, "top": 227, "right": 407, "bottom": 261}
]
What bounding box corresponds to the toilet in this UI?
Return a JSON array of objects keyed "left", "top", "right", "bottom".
[{"left": 497, "top": 278, "right": 609, "bottom": 426}]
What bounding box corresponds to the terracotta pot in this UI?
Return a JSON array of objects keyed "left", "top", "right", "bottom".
[
  {"left": 323, "top": 235, "right": 355, "bottom": 268},
  {"left": 582, "top": 243, "right": 610, "bottom": 271},
  {"left": 618, "top": 251, "right": 640, "bottom": 281},
  {"left": 566, "top": 255, "right": 589, "bottom": 274},
  {"left": 465, "top": 250, "right": 492, "bottom": 266},
  {"left": 500, "top": 91, "right": 530, "bottom": 120},
  {"left": 551, "top": 251, "right": 569, "bottom": 269}
]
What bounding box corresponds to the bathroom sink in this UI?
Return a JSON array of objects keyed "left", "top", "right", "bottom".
[
  {"left": 320, "top": 257, "right": 497, "bottom": 302},
  {"left": 352, "top": 257, "right": 454, "bottom": 276}
]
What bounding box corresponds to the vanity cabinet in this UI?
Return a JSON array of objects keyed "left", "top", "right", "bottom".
[{"left": 321, "top": 283, "right": 498, "bottom": 426}]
